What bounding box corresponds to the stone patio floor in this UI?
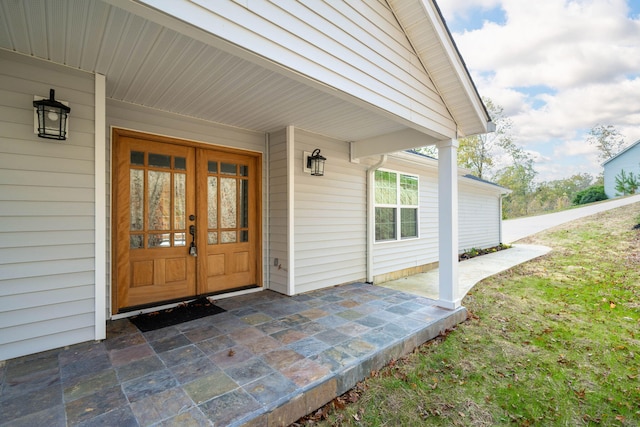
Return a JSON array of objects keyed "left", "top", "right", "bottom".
[{"left": 0, "top": 282, "right": 466, "bottom": 426}]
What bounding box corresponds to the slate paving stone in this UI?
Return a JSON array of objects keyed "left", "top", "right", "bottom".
[
  {"left": 183, "top": 371, "right": 238, "bottom": 405},
  {"left": 64, "top": 385, "right": 128, "bottom": 425},
  {"left": 225, "top": 358, "right": 275, "bottom": 386},
  {"left": 108, "top": 343, "right": 154, "bottom": 367},
  {"left": 148, "top": 334, "right": 191, "bottom": 353},
  {"left": 64, "top": 369, "right": 119, "bottom": 402},
  {"left": 115, "top": 355, "right": 165, "bottom": 383},
  {"left": 122, "top": 369, "right": 179, "bottom": 403},
  {"left": 261, "top": 349, "right": 305, "bottom": 371},
  {"left": 209, "top": 345, "right": 254, "bottom": 369},
  {"left": 130, "top": 387, "right": 194, "bottom": 425},
  {"left": 199, "top": 388, "right": 262, "bottom": 426},
  {"left": 244, "top": 372, "right": 298, "bottom": 406},
  {"left": 1, "top": 283, "right": 461, "bottom": 426},
  {"left": 170, "top": 356, "right": 220, "bottom": 385},
  {"left": 196, "top": 334, "right": 235, "bottom": 355},
  {"left": 0, "top": 384, "right": 62, "bottom": 424},
  {"left": 158, "top": 344, "right": 206, "bottom": 367}
]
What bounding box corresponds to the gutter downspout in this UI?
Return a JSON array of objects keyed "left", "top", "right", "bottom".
[{"left": 366, "top": 155, "right": 387, "bottom": 283}]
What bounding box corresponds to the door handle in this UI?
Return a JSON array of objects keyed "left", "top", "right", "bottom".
[{"left": 189, "top": 222, "right": 197, "bottom": 256}]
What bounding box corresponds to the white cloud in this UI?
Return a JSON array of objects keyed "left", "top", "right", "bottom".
[{"left": 443, "top": 0, "right": 640, "bottom": 181}]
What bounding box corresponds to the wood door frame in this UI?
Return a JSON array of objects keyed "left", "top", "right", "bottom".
[{"left": 111, "top": 128, "right": 263, "bottom": 314}]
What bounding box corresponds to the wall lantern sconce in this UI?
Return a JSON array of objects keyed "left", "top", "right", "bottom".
[
  {"left": 304, "top": 148, "right": 326, "bottom": 176},
  {"left": 33, "top": 89, "right": 70, "bottom": 140}
]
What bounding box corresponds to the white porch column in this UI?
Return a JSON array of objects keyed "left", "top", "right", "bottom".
[{"left": 437, "top": 139, "right": 460, "bottom": 309}]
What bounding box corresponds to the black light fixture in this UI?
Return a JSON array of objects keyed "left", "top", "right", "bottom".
[
  {"left": 306, "top": 148, "right": 326, "bottom": 176},
  {"left": 33, "top": 89, "right": 71, "bottom": 140}
]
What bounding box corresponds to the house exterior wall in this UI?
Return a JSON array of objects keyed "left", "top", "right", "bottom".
[
  {"left": 293, "top": 130, "right": 367, "bottom": 294},
  {"left": 459, "top": 182, "right": 502, "bottom": 251},
  {"left": 604, "top": 141, "right": 640, "bottom": 198},
  {"left": 138, "top": 0, "right": 457, "bottom": 139},
  {"left": 268, "top": 128, "right": 289, "bottom": 295},
  {"left": 0, "top": 52, "right": 97, "bottom": 361},
  {"left": 371, "top": 157, "right": 505, "bottom": 281}
]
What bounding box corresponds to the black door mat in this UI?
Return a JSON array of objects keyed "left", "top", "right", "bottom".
[{"left": 129, "top": 297, "right": 226, "bottom": 332}]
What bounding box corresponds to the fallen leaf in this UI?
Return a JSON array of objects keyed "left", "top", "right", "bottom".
[
  {"left": 227, "top": 349, "right": 235, "bottom": 357},
  {"left": 610, "top": 301, "right": 616, "bottom": 308}
]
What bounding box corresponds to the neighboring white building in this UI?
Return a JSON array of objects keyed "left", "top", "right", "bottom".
[
  {"left": 603, "top": 139, "right": 640, "bottom": 198},
  {"left": 0, "top": 0, "right": 499, "bottom": 360}
]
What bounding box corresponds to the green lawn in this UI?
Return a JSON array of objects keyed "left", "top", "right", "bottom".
[{"left": 298, "top": 203, "right": 640, "bottom": 426}]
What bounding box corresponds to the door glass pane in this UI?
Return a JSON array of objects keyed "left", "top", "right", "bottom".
[
  {"left": 130, "top": 235, "right": 143, "bottom": 249},
  {"left": 130, "top": 151, "right": 144, "bottom": 165},
  {"left": 208, "top": 177, "right": 218, "bottom": 228},
  {"left": 148, "top": 233, "right": 171, "bottom": 248},
  {"left": 240, "top": 230, "right": 249, "bottom": 242},
  {"left": 208, "top": 161, "right": 218, "bottom": 173},
  {"left": 240, "top": 165, "right": 249, "bottom": 177},
  {"left": 174, "top": 232, "right": 186, "bottom": 247},
  {"left": 221, "top": 177, "right": 237, "bottom": 228},
  {"left": 149, "top": 153, "right": 171, "bottom": 168},
  {"left": 221, "top": 163, "right": 237, "bottom": 175},
  {"left": 175, "top": 157, "right": 186, "bottom": 170},
  {"left": 221, "top": 231, "right": 237, "bottom": 243},
  {"left": 148, "top": 170, "right": 171, "bottom": 230},
  {"left": 130, "top": 169, "right": 144, "bottom": 231},
  {"left": 208, "top": 232, "right": 218, "bottom": 245},
  {"left": 174, "top": 173, "right": 186, "bottom": 229},
  {"left": 240, "top": 179, "right": 249, "bottom": 228}
]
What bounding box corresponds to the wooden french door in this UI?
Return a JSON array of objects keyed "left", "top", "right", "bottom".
[{"left": 112, "top": 130, "right": 261, "bottom": 313}]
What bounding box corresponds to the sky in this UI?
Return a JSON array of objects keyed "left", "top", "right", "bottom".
[{"left": 437, "top": 0, "right": 640, "bottom": 182}]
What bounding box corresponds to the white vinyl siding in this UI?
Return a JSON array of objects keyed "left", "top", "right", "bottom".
[
  {"left": 459, "top": 183, "right": 502, "bottom": 251},
  {"left": 141, "top": 0, "right": 456, "bottom": 138},
  {"left": 293, "top": 130, "right": 367, "bottom": 294},
  {"left": 268, "top": 129, "right": 289, "bottom": 295},
  {"left": 603, "top": 141, "right": 640, "bottom": 199},
  {"left": 0, "top": 51, "right": 96, "bottom": 361}
]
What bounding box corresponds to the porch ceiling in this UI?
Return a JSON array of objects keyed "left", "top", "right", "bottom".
[{"left": 0, "top": 0, "right": 412, "bottom": 143}]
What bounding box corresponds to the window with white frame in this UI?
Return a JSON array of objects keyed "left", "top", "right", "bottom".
[{"left": 374, "top": 169, "right": 419, "bottom": 242}]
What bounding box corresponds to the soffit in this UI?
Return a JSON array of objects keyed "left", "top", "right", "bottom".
[{"left": 0, "top": 0, "right": 408, "bottom": 142}]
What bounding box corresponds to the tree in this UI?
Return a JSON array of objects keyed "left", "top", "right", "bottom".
[
  {"left": 587, "top": 124, "right": 625, "bottom": 163},
  {"left": 493, "top": 142, "right": 537, "bottom": 218},
  {"left": 457, "top": 98, "right": 514, "bottom": 180},
  {"left": 572, "top": 186, "right": 607, "bottom": 205},
  {"left": 614, "top": 169, "right": 639, "bottom": 196}
]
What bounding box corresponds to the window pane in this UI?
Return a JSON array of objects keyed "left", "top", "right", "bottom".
[
  {"left": 148, "top": 233, "right": 170, "bottom": 248},
  {"left": 208, "top": 177, "right": 218, "bottom": 229},
  {"left": 400, "top": 174, "right": 419, "bottom": 206},
  {"left": 174, "top": 173, "right": 185, "bottom": 229},
  {"left": 130, "top": 169, "right": 144, "bottom": 231},
  {"left": 375, "top": 207, "right": 396, "bottom": 241},
  {"left": 375, "top": 170, "right": 397, "bottom": 204},
  {"left": 130, "top": 235, "right": 143, "bottom": 249},
  {"left": 221, "top": 231, "right": 237, "bottom": 243},
  {"left": 174, "top": 232, "right": 186, "bottom": 247},
  {"left": 148, "top": 170, "right": 171, "bottom": 230},
  {"left": 401, "top": 208, "right": 418, "bottom": 239},
  {"left": 240, "top": 179, "right": 249, "bottom": 228},
  {"left": 221, "top": 177, "right": 237, "bottom": 228},
  {"left": 174, "top": 157, "right": 186, "bottom": 170},
  {"left": 130, "top": 151, "right": 144, "bottom": 165},
  {"left": 221, "top": 163, "right": 237, "bottom": 175},
  {"left": 149, "top": 153, "right": 171, "bottom": 168}
]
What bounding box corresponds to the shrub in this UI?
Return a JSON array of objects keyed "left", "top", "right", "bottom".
[{"left": 572, "top": 185, "right": 607, "bottom": 205}]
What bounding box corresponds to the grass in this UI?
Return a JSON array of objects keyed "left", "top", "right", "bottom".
[{"left": 297, "top": 203, "right": 640, "bottom": 426}]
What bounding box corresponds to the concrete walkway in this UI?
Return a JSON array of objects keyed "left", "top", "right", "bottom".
[
  {"left": 502, "top": 194, "right": 640, "bottom": 243},
  {"left": 380, "top": 244, "right": 551, "bottom": 300},
  {"left": 381, "top": 194, "right": 640, "bottom": 301}
]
